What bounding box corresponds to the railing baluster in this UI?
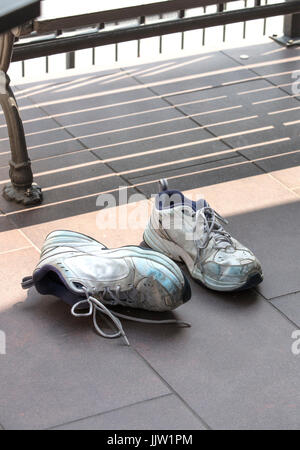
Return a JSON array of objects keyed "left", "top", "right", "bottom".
[
  {"left": 179, "top": 9, "right": 185, "bottom": 50},
  {"left": 243, "top": 0, "right": 247, "bottom": 39},
  {"left": 202, "top": 6, "right": 206, "bottom": 46},
  {"left": 137, "top": 16, "right": 145, "bottom": 58}
]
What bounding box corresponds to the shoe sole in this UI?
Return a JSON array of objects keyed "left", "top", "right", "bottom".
[{"left": 144, "top": 224, "right": 263, "bottom": 292}]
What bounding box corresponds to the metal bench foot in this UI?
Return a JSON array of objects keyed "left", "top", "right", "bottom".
[
  {"left": 0, "top": 31, "right": 43, "bottom": 206},
  {"left": 3, "top": 182, "right": 43, "bottom": 206}
]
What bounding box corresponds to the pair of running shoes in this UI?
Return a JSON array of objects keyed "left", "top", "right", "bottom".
[{"left": 22, "top": 179, "right": 263, "bottom": 345}]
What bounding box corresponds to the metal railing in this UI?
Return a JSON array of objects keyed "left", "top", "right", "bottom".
[{"left": 12, "top": 0, "right": 300, "bottom": 62}]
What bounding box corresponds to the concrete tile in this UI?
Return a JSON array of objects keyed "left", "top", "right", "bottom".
[
  {"left": 0, "top": 215, "right": 31, "bottom": 254},
  {"left": 271, "top": 292, "right": 300, "bottom": 329},
  {"left": 238, "top": 136, "right": 300, "bottom": 189},
  {"left": 1, "top": 177, "right": 136, "bottom": 228},
  {"left": 129, "top": 156, "right": 263, "bottom": 197},
  {"left": 223, "top": 43, "right": 300, "bottom": 96},
  {"left": 0, "top": 153, "right": 128, "bottom": 215},
  {"left": 0, "top": 289, "right": 169, "bottom": 429},
  {"left": 294, "top": 188, "right": 300, "bottom": 196},
  {"left": 94, "top": 133, "right": 232, "bottom": 178},
  {"left": 18, "top": 199, "right": 150, "bottom": 250},
  {"left": 129, "top": 51, "right": 256, "bottom": 96},
  {"left": 0, "top": 247, "right": 39, "bottom": 312},
  {"left": 165, "top": 79, "right": 300, "bottom": 150},
  {"left": 61, "top": 103, "right": 183, "bottom": 137},
  {"left": 24, "top": 74, "right": 154, "bottom": 119},
  {"left": 53, "top": 394, "right": 205, "bottom": 430},
  {"left": 78, "top": 111, "right": 207, "bottom": 151},
  {"left": 51, "top": 97, "right": 175, "bottom": 128},
  {"left": 123, "top": 282, "right": 300, "bottom": 430}
]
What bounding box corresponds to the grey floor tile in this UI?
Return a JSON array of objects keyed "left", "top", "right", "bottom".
[
  {"left": 129, "top": 51, "right": 256, "bottom": 97},
  {"left": 60, "top": 102, "right": 183, "bottom": 138},
  {"left": 107, "top": 141, "right": 234, "bottom": 180},
  {"left": 223, "top": 43, "right": 300, "bottom": 97},
  {"left": 53, "top": 394, "right": 205, "bottom": 430},
  {"left": 129, "top": 156, "right": 263, "bottom": 197},
  {"left": 122, "top": 281, "right": 300, "bottom": 430},
  {"left": 0, "top": 288, "right": 169, "bottom": 430},
  {"left": 226, "top": 201, "right": 300, "bottom": 300},
  {"left": 51, "top": 96, "right": 174, "bottom": 128},
  {"left": 165, "top": 79, "right": 300, "bottom": 149},
  {"left": 2, "top": 180, "right": 135, "bottom": 228},
  {"left": 271, "top": 292, "right": 300, "bottom": 329},
  {"left": 238, "top": 136, "right": 300, "bottom": 189},
  {"left": 79, "top": 111, "right": 206, "bottom": 151},
  {"left": 24, "top": 74, "right": 155, "bottom": 119}
]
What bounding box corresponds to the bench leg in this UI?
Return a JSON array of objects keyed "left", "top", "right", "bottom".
[{"left": 0, "top": 31, "right": 42, "bottom": 206}]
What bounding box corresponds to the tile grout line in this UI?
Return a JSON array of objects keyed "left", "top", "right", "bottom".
[
  {"left": 266, "top": 289, "right": 300, "bottom": 302},
  {"left": 220, "top": 50, "right": 300, "bottom": 103},
  {"left": 122, "top": 63, "right": 268, "bottom": 178},
  {"left": 18, "top": 89, "right": 148, "bottom": 200},
  {"left": 130, "top": 346, "right": 211, "bottom": 430},
  {"left": 46, "top": 392, "right": 174, "bottom": 430},
  {"left": 16, "top": 228, "right": 41, "bottom": 254},
  {"left": 218, "top": 51, "right": 300, "bottom": 193},
  {"left": 0, "top": 245, "right": 33, "bottom": 256},
  {"left": 255, "top": 288, "right": 300, "bottom": 330}
]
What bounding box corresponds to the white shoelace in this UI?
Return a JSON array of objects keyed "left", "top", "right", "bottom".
[
  {"left": 71, "top": 286, "right": 191, "bottom": 346},
  {"left": 193, "top": 207, "right": 233, "bottom": 260}
]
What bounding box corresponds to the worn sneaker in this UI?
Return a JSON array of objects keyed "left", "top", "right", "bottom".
[
  {"left": 22, "top": 230, "right": 191, "bottom": 345},
  {"left": 144, "top": 180, "right": 263, "bottom": 292}
]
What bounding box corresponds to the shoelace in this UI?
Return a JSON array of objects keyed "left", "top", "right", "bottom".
[
  {"left": 193, "top": 207, "right": 233, "bottom": 259},
  {"left": 71, "top": 286, "right": 191, "bottom": 346}
]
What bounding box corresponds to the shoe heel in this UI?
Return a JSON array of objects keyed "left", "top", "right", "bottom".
[{"left": 144, "top": 223, "right": 181, "bottom": 262}]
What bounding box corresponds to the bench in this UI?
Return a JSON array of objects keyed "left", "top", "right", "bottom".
[{"left": 1, "top": 0, "right": 299, "bottom": 205}]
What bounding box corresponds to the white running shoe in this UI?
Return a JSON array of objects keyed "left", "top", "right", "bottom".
[
  {"left": 22, "top": 230, "right": 191, "bottom": 345},
  {"left": 144, "top": 180, "right": 263, "bottom": 292}
]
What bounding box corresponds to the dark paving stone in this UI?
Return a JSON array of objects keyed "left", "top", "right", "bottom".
[
  {"left": 59, "top": 103, "right": 183, "bottom": 137},
  {"left": 122, "top": 281, "right": 300, "bottom": 430},
  {"left": 165, "top": 79, "right": 300, "bottom": 149},
  {"left": 238, "top": 136, "right": 300, "bottom": 189},
  {"left": 128, "top": 51, "right": 256, "bottom": 97},
  {"left": 106, "top": 140, "right": 235, "bottom": 180},
  {"left": 2, "top": 181, "right": 136, "bottom": 228},
  {"left": 53, "top": 394, "right": 205, "bottom": 430},
  {"left": 51, "top": 96, "right": 176, "bottom": 128},
  {"left": 92, "top": 121, "right": 223, "bottom": 162},
  {"left": 24, "top": 74, "right": 155, "bottom": 119},
  {"left": 0, "top": 288, "right": 169, "bottom": 430},
  {"left": 223, "top": 42, "right": 300, "bottom": 97},
  {"left": 271, "top": 292, "right": 300, "bottom": 329},
  {"left": 227, "top": 201, "right": 300, "bottom": 300},
  {"left": 0, "top": 147, "right": 127, "bottom": 215},
  {"left": 128, "top": 156, "right": 263, "bottom": 197},
  {"left": 79, "top": 111, "right": 209, "bottom": 151}
]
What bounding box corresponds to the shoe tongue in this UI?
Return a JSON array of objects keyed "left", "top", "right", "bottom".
[
  {"left": 195, "top": 198, "right": 208, "bottom": 211},
  {"left": 157, "top": 190, "right": 208, "bottom": 211}
]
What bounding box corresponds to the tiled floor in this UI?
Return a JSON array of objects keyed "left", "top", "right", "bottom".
[{"left": 0, "top": 41, "right": 300, "bottom": 430}]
